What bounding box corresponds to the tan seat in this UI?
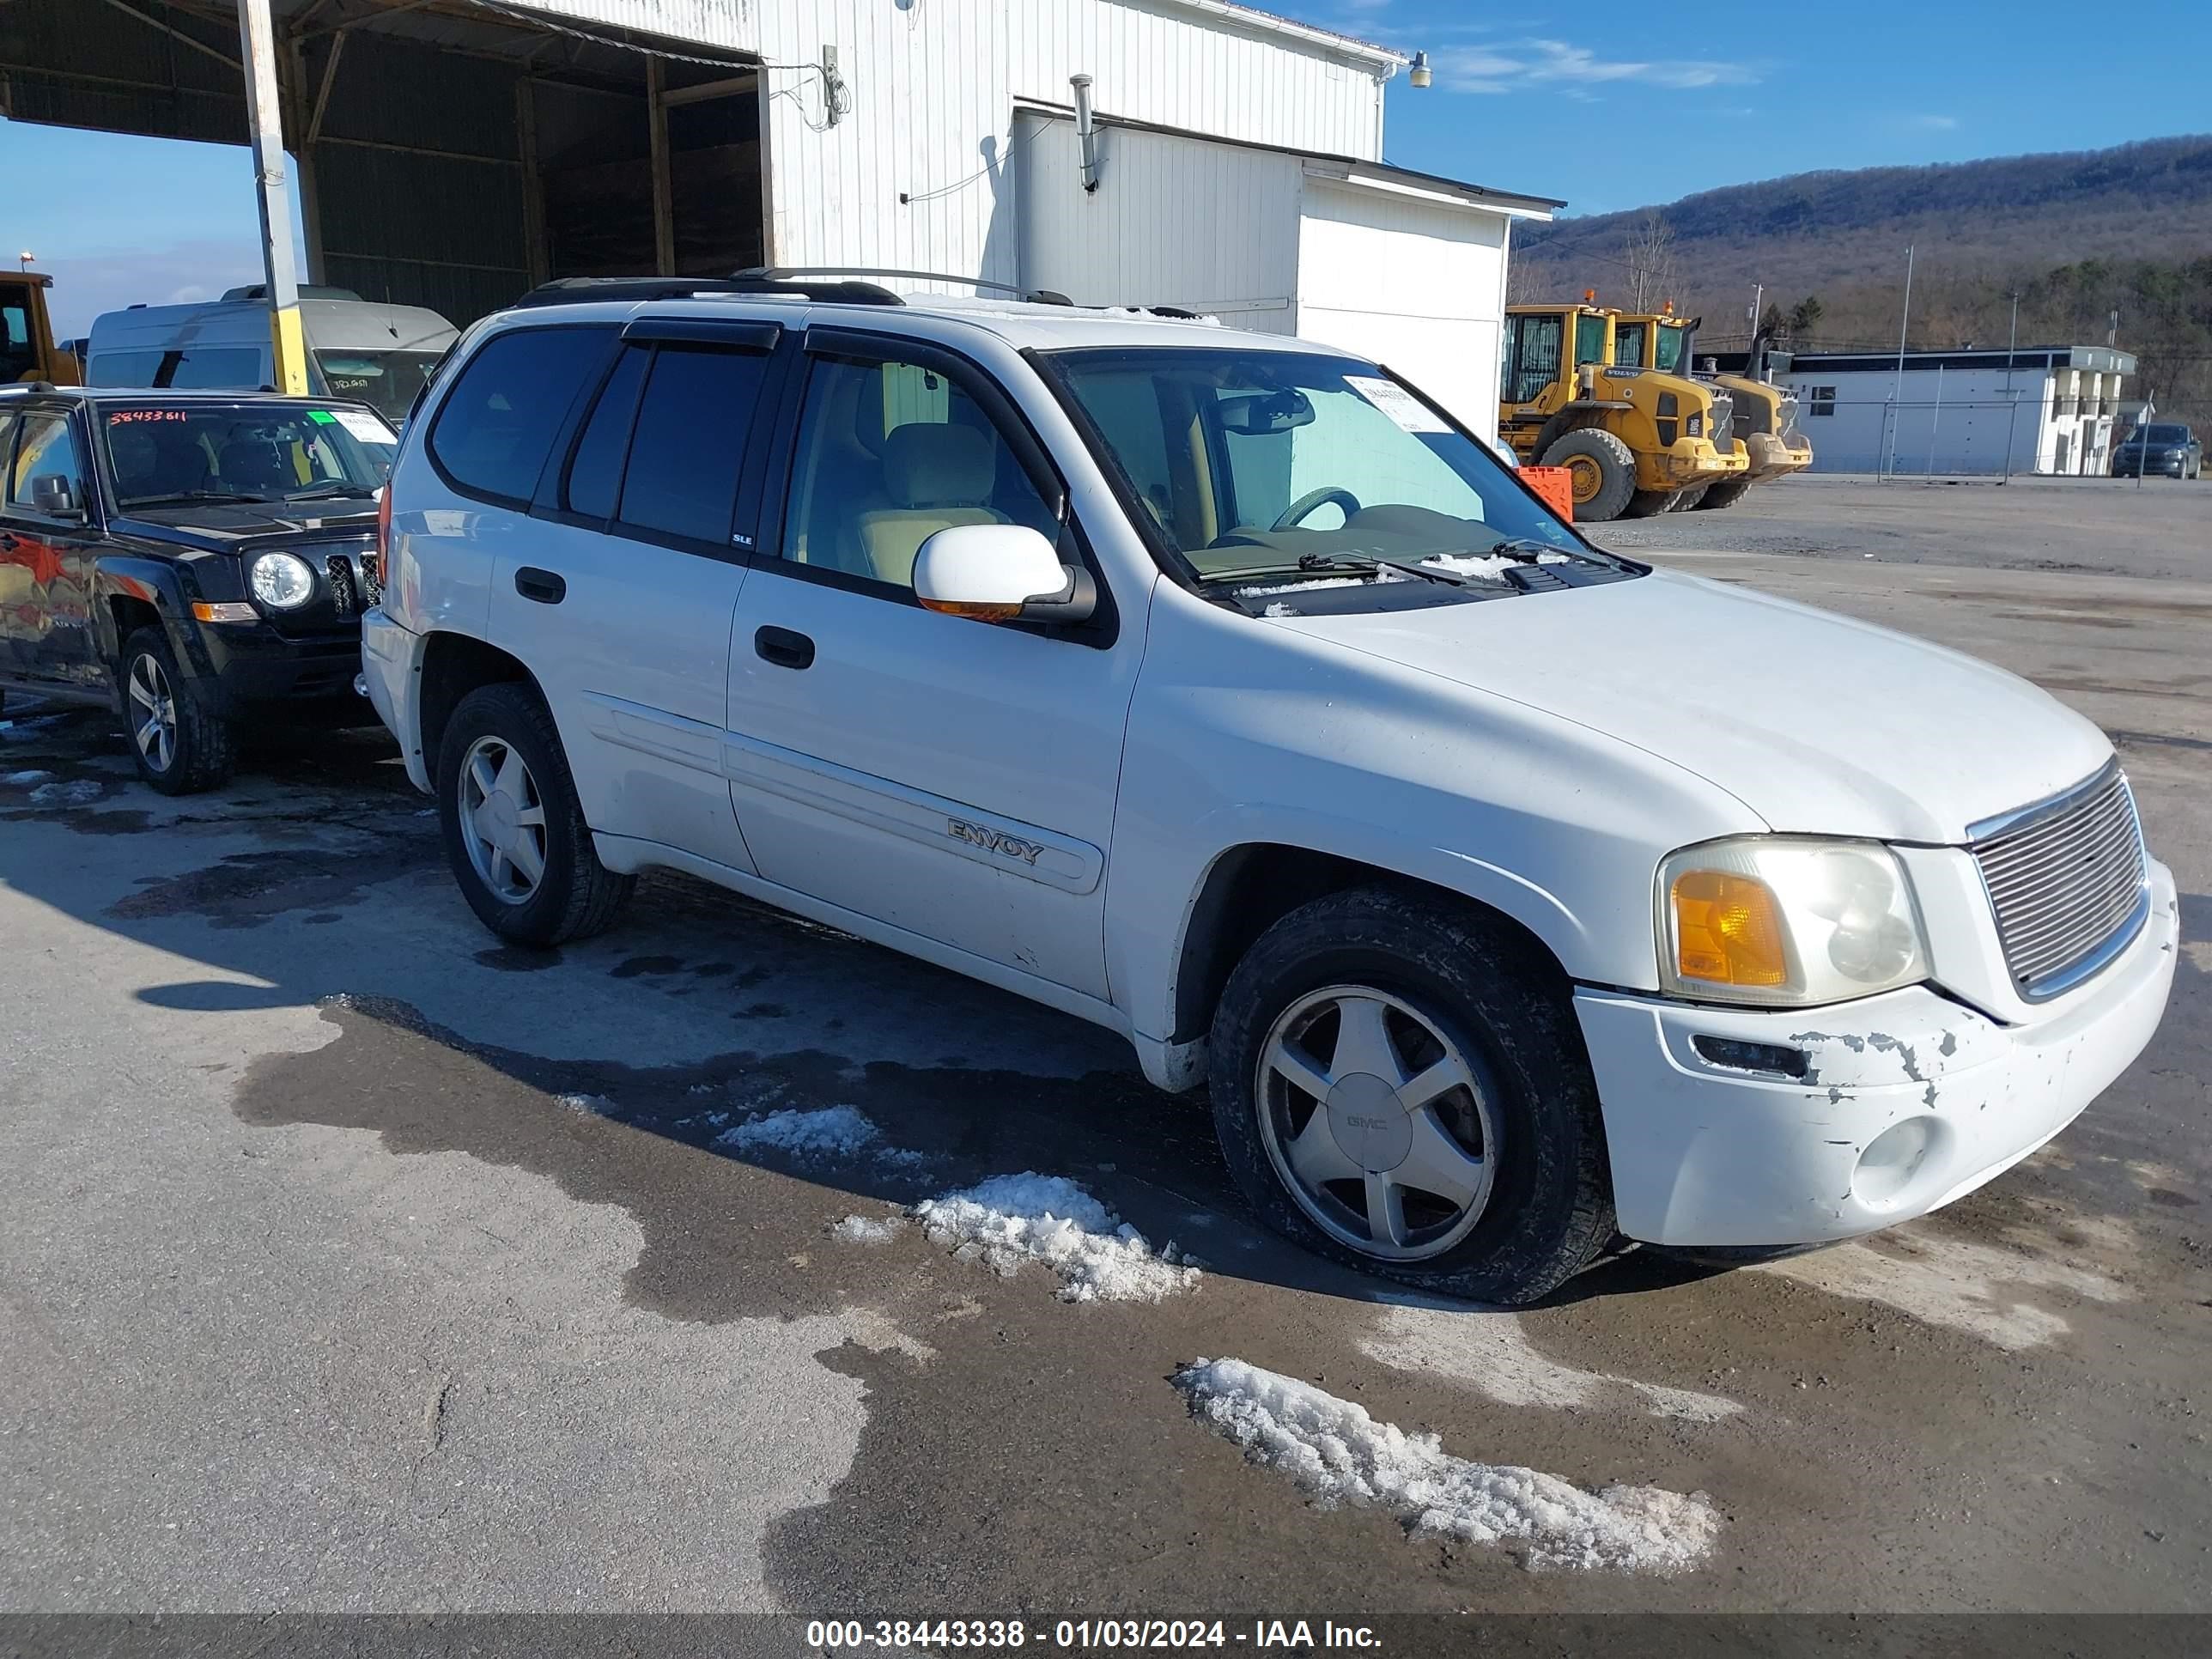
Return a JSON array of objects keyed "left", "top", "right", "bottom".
[{"left": 854, "top": 422, "right": 1006, "bottom": 586}]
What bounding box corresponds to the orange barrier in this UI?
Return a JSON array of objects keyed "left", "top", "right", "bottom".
[{"left": 1521, "top": 465, "right": 1573, "bottom": 522}]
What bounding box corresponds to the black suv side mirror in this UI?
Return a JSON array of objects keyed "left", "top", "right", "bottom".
[{"left": 30, "top": 473, "right": 82, "bottom": 518}]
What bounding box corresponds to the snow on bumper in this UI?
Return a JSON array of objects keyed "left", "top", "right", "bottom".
[
  {"left": 1576, "top": 859, "right": 2178, "bottom": 1247},
  {"left": 360, "top": 606, "right": 431, "bottom": 793}
]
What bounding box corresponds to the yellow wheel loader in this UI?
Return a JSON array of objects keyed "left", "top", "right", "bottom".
[
  {"left": 1613, "top": 309, "right": 1809, "bottom": 510},
  {"left": 1, "top": 272, "right": 82, "bottom": 386},
  {"left": 1498, "top": 301, "right": 1746, "bottom": 522}
]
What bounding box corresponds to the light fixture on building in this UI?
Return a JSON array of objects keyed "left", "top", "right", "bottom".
[{"left": 1408, "top": 51, "right": 1432, "bottom": 89}]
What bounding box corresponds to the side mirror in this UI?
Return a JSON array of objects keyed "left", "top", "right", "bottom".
[
  {"left": 30, "top": 473, "right": 82, "bottom": 518},
  {"left": 913, "top": 524, "right": 1096, "bottom": 625}
]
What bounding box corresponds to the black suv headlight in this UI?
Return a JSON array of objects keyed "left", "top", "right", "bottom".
[{"left": 249, "top": 551, "right": 317, "bottom": 611}]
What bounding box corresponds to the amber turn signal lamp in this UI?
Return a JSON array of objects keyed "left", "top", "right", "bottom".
[
  {"left": 918, "top": 597, "right": 1021, "bottom": 622},
  {"left": 1670, "top": 870, "right": 1789, "bottom": 988}
]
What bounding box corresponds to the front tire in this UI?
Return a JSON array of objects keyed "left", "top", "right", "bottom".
[
  {"left": 1694, "top": 476, "right": 1754, "bottom": 510},
  {"left": 1207, "top": 887, "right": 1614, "bottom": 1306},
  {"left": 1625, "top": 487, "right": 1684, "bottom": 518},
  {"left": 121, "top": 627, "right": 233, "bottom": 794},
  {"left": 436, "top": 682, "right": 635, "bottom": 945},
  {"left": 1539, "top": 428, "right": 1637, "bottom": 523}
]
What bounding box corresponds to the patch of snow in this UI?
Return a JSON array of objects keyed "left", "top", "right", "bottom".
[
  {"left": 1261, "top": 602, "right": 1300, "bottom": 618},
  {"left": 832, "top": 1214, "right": 904, "bottom": 1245},
  {"left": 1361, "top": 1300, "right": 1741, "bottom": 1424},
  {"left": 1232, "top": 575, "right": 1379, "bottom": 597},
  {"left": 3, "top": 769, "right": 57, "bottom": 787},
  {"left": 1422, "top": 553, "right": 1518, "bottom": 581},
  {"left": 718, "top": 1104, "right": 881, "bottom": 1158},
  {"left": 1175, "top": 1358, "right": 1720, "bottom": 1575},
  {"left": 557, "top": 1092, "right": 617, "bottom": 1116},
  {"left": 1757, "top": 1229, "right": 2131, "bottom": 1351},
  {"left": 28, "top": 779, "right": 101, "bottom": 806},
  {"left": 916, "top": 1172, "right": 1201, "bottom": 1303}
]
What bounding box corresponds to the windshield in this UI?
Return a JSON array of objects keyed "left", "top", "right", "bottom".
[
  {"left": 1049, "top": 348, "right": 1586, "bottom": 592},
  {"left": 1654, "top": 324, "right": 1690, "bottom": 374},
  {"left": 2133, "top": 424, "right": 2186, "bottom": 443},
  {"left": 314, "top": 349, "right": 443, "bottom": 425},
  {"left": 101, "top": 403, "right": 397, "bottom": 507}
]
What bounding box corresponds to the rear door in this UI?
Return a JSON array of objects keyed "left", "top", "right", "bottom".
[
  {"left": 485, "top": 317, "right": 783, "bottom": 875},
  {"left": 0, "top": 404, "right": 103, "bottom": 690}
]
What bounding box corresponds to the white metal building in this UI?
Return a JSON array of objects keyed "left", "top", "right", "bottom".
[
  {"left": 1782, "top": 346, "right": 2137, "bottom": 477},
  {"left": 3, "top": 0, "right": 1559, "bottom": 439}
]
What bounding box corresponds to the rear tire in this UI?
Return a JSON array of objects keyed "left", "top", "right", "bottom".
[
  {"left": 1670, "top": 483, "right": 1711, "bottom": 511},
  {"left": 1539, "top": 428, "right": 1637, "bottom": 523},
  {"left": 436, "top": 682, "right": 635, "bottom": 945},
  {"left": 121, "top": 627, "right": 233, "bottom": 795},
  {"left": 1694, "top": 477, "right": 1755, "bottom": 510},
  {"left": 1625, "top": 487, "right": 1683, "bottom": 518},
  {"left": 1207, "top": 887, "right": 1614, "bottom": 1306}
]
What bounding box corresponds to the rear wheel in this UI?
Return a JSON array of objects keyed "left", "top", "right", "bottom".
[
  {"left": 1540, "top": 428, "right": 1637, "bottom": 523},
  {"left": 1207, "top": 887, "right": 1614, "bottom": 1306},
  {"left": 121, "top": 627, "right": 232, "bottom": 794},
  {"left": 437, "top": 682, "right": 635, "bottom": 945},
  {"left": 1625, "top": 487, "right": 1683, "bottom": 518},
  {"left": 1670, "top": 483, "right": 1711, "bottom": 511},
  {"left": 1694, "top": 477, "right": 1755, "bottom": 510}
]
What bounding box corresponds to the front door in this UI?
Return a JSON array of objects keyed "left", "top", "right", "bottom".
[
  {"left": 483, "top": 320, "right": 783, "bottom": 876},
  {"left": 0, "top": 405, "right": 102, "bottom": 690},
  {"left": 725, "top": 333, "right": 1142, "bottom": 1000}
]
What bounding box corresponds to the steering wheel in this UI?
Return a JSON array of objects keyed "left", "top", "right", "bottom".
[{"left": 1273, "top": 486, "right": 1361, "bottom": 531}]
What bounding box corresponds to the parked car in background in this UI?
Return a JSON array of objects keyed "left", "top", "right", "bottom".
[
  {"left": 0, "top": 386, "right": 395, "bottom": 791},
  {"left": 85, "top": 287, "right": 457, "bottom": 431},
  {"left": 363, "top": 276, "right": 2175, "bottom": 1305},
  {"left": 2112, "top": 422, "right": 2202, "bottom": 479}
]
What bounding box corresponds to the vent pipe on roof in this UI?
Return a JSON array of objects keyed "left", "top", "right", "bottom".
[{"left": 1071, "top": 74, "right": 1100, "bottom": 193}]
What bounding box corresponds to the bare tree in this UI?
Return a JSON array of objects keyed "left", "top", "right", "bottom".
[{"left": 1621, "top": 210, "right": 1678, "bottom": 312}]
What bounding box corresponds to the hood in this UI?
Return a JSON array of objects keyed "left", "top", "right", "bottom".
[
  {"left": 115, "top": 500, "right": 377, "bottom": 556},
  {"left": 1273, "top": 569, "right": 2112, "bottom": 844}
]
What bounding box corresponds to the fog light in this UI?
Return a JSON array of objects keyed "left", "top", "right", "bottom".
[
  {"left": 1854, "top": 1116, "right": 1939, "bottom": 1206},
  {"left": 1691, "top": 1036, "right": 1809, "bottom": 1079}
]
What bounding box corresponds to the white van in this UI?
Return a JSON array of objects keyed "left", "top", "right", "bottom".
[{"left": 86, "top": 287, "right": 458, "bottom": 428}]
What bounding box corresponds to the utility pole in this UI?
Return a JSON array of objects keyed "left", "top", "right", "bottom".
[
  {"left": 237, "top": 0, "right": 308, "bottom": 395},
  {"left": 2000, "top": 290, "right": 2021, "bottom": 483},
  {"left": 1884, "top": 244, "right": 1914, "bottom": 480}
]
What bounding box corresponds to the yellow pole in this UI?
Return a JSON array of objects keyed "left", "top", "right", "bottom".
[{"left": 237, "top": 0, "right": 308, "bottom": 395}]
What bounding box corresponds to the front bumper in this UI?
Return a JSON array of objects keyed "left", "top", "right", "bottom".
[
  {"left": 1651, "top": 437, "right": 1748, "bottom": 488},
  {"left": 360, "top": 605, "right": 433, "bottom": 793},
  {"left": 1743, "top": 431, "right": 1814, "bottom": 482},
  {"left": 2113, "top": 454, "right": 2185, "bottom": 477},
  {"left": 1574, "top": 858, "right": 2178, "bottom": 1246},
  {"left": 182, "top": 618, "right": 370, "bottom": 720}
]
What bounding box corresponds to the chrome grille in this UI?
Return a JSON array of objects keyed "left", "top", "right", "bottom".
[{"left": 1969, "top": 762, "right": 2148, "bottom": 1000}]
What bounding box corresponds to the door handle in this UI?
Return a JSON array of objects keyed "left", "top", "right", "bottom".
[
  {"left": 754, "top": 626, "right": 814, "bottom": 671},
  {"left": 514, "top": 566, "right": 566, "bottom": 605}
]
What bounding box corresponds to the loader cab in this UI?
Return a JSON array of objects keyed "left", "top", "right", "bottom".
[
  {"left": 2, "top": 272, "right": 81, "bottom": 386},
  {"left": 1501, "top": 304, "right": 1613, "bottom": 408}
]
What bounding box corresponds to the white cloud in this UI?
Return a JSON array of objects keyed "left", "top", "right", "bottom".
[
  {"left": 1904, "top": 113, "right": 1960, "bottom": 130},
  {"left": 1436, "top": 39, "right": 1758, "bottom": 95}
]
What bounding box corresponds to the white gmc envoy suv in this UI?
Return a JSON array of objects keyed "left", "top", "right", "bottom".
[{"left": 362, "top": 274, "right": 2177, "bottom": 1304}]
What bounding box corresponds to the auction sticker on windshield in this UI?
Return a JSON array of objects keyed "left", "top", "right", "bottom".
[
  {"left": 314, "top": 407, "right": 396, "bottom": 444},
  {"left": 1346, "top": 374, "right": 1450, "bottom": 434}
]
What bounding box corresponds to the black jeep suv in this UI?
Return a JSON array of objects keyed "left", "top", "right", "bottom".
[{"left": 0, "top": 386, "right": 394, "bottom": 792}]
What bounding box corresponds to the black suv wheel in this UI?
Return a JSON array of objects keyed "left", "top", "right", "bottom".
[
  {"left": 436, "top": 682, "right": 635, "bottom": 945},
  {"left": 1208, "top": 886, "right": 1614, "bottom": 1306},
  {"left": 121, "top": 627, "right": 233, "bottom": 794}
]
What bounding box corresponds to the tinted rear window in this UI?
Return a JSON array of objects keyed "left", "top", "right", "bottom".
[
  {"left": 615, "top": 344, "right": 770, "bottom": 544},
  {"left": 428, "top": 326, "right": 611, "bottom": 504},
  {"left": 563, "top": 344, "right": 649, "bottom": 521}
]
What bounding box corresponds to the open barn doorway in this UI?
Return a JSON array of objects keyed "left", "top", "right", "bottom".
[{"left": 0, "top": 0, "right": 767, "bottom": 325}]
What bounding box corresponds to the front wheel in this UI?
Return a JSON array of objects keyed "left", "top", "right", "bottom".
[
  {"left": 121, "top": 627, "right": 233, "bottom": 794},
  {"left": 436, "top": 682, "right": 635, "bottom": 945},
  {"left": 1693, "top": 477, "right": 1754, "bottom": 510},
  {"left": 1207, "top": 887, "right": 1614, "bottom": 1305}
]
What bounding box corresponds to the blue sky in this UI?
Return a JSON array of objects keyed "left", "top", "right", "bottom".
[{"left": 4, "top": 0, "right": 2205, "bottom": 335}]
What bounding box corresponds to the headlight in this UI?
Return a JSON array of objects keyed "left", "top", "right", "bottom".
[
  {"left": 1656, "top": 837, "right": 1929, "bottom": 1007},
  {"left": 249, "top": 550, "right": 316, "bottom": 611}
]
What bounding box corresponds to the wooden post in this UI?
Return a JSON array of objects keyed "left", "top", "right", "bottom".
[{"left": 647, "top": 58, "right": 674, "bottom": 276}]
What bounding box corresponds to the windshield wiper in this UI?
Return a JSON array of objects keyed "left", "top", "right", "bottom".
[
  {"left": 119, "top": 490, "right": 275, "bottom": 507},
  {"left": 283, "top": 484, "right": 377, "bottom": 501},
  {"left": 1295, "top": 551, "right": 1474, "bottom": 588}
]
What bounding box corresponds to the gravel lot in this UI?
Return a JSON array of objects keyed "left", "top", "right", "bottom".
[{"left": 3, "top": 478, "right": 2207, "bottom": 1636}]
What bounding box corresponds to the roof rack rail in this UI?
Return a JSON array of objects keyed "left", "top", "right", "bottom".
[
  {"left": 735, "top": 266, "right": 1075, "bottom": 307},
  {"left": 509, "top": 273, "right": 908, "bottom": 310}
]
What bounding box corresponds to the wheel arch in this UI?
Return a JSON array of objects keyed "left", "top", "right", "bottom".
[
  {"left": 418, "top": 631, "right": 543, "bottom": 773},
  {"left": 1166, "top": 840, "right": 1579, "bottom": 1048}
]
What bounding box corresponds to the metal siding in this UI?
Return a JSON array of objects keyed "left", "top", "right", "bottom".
[
  {"left": 1017, "top": 115, "right": 1302, "bottom": 322},
  {"left": 0, "top": 0, "right": 241, "bottom": 144},
  {"left": 1294, "top": 181, "right": 1509, "bottom": 441}
]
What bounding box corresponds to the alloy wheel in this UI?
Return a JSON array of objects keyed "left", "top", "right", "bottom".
[
  {"left": 459, "top": 734, "right": 549, "bottom": 904},
  {"left": 128, "top": 653, "right": 177, "bottom": 774},
  {"left": 1255, "top": 984, "right": 1499, "bottom": 1262}
]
